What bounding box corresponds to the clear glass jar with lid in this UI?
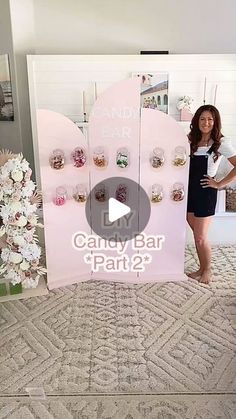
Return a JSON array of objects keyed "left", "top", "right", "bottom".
[
  {"left": 73, "top": 184, "right": 87, "bottom": 202},
  {"left": 116, "top": 147, "right": 129, "bottom": 168},
  {"left": 150, "top": 147, "right": 165, "bottom": 168},
  {"left": 171, "top": 182, "right": 185, "bottom": 201},
  {"left": 172, "top": 146, "right": 187, "bottom": 166},
  {"left": 151, "top": 184, "right": 163, "bottom": 203},
  {"left": 49, "top": 149, "right": 65, "bottom": 170},
  {"left": 53, "top": 186, "right": 67, "bottom": 206},
  {"left": 71, "top": 147, "right": 86, "bottom": 168},
  {"left": 93, "top": 146, "right": 108, "bottom": 168},
  {"left": 94, "top": 183, "right": 107, "bottom": 202},
  {"left": 116, "top": 184, "right": 127, "bottom": 203}
]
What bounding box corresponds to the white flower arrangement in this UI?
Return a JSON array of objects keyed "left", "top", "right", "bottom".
[
  {"left": 176, "top": 96, "right": 194, "bottom": 111},
  {"left": 0, "top": 150, "right": 46, "bottom": 289}
]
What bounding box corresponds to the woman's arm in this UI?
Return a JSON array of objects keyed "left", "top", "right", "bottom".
[
  {"left": 217, "top": 155, "right": 236, "bottom": 188},
  {"left": 201, "top": 155, "right": 236, "bottom": 189}
]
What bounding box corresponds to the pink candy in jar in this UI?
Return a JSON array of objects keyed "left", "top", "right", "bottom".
[
  {"left": 54, "top": 186, "right": 67, "bottom": 206},
  {"left": 71, "top": 147, "right": 86, "bottom": 168},
  {"left": 116, "top": 184, "right": 127, "bottom": 203}
]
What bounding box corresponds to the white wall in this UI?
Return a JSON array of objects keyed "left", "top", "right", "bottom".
[
  {"left": 9, "top": 0, "right": 35, "bottom": 169},
  {"left": 0, "top": 0, "right": 22, "bottom": 153},
  {"left": 32, "top": 0, "right": 236, "bottom": 54},
  {"left": 1, "top": 0, "right": 236, "bottom": 166}
]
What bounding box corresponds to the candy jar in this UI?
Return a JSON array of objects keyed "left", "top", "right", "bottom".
[
  {"left": 116, "top": 147, "right": 129, "bottom": 168},
  {"left": 116, "top": 184, "right": 127, "bottom": 203},
  {"left": 71, "top": 147, "right": 86, "bottom": 168},
  {"left": 93, "top": 146, "right": 108, "bottom": 168},
  {"left": 171, "top": 182, "right": 185, "bottom": 202},
  {"left": 172, "top": 146, "right": 187, "bottom": 166},
  {"left": 49, "top": 149, "right": 65, "bottom": 170},
  {"left": 94, "top": 183, "right": 107, "bottom": 202},
  {"left": 73, "top": 184, "right": 87, "bottom": 203},
  {"left": 150, "top": 147, "right": 165, "bottom": 168},
  {"left": 151, "top": 184, "right": 163, "bottom": 203},
  {"left": 53, "top": 186, "right": 67, "bottom": 206}
]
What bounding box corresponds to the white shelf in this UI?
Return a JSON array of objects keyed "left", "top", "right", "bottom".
[{"left": 215, "top": 212, "right": 236, "bottom": 217}]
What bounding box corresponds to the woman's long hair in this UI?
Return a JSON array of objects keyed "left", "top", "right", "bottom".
[{"left": 189, "top": 105, "right": 223, "bottom": 160}]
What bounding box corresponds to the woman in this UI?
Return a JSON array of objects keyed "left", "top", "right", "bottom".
[{"left": 187, "top": 105, "right": 236, "bottom": 284}]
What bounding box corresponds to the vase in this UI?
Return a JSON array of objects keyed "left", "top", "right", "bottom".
[
  {"left": 180, "top": 108, "right": 192, "bottom": 121},
  {"left": 0, "top": 282, "right": 7, "bottom": 296},
  {"left": 0, "top": 281, "right": 23, "bottom": 297},
  {"left": 9, "top": 282, "right": 23, "bottom": 295}
]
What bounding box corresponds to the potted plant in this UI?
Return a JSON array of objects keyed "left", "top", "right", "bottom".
[{"left": 176, "top": 96, "right": 193, "bottom": 121}]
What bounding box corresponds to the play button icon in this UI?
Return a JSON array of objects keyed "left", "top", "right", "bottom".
[
  {"left": 108, "top": 198, "right": 130, "bottom": 223},
  {"left": 85, "top": 177, "right": 151, "bottom": 242}
]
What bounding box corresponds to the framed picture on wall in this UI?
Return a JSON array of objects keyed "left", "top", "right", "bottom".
[
  {"left": 132, "top": 72, "right": 169, "bottom": 114},
  {"left": 0, "top": 54, "right": 14, "bottom": 121}
]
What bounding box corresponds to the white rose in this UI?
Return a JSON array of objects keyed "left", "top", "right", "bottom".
[
  {"left": 10, "top": 201, "right": 22, "bottom": 213},
  {"left": 1, "top": 166, "right": 10, "bottom": 179},
  {"left": 1, "top": 248, "right": 10, "bottom": 262},
  {"left": 22, "top": 275, "right": 39, "bottom": 289},
  {"left": 16, "top": 216, "right": 27, "bottom": 227},
  {"left": 14, "top": 236, "right": 26, "bottom": 246},
  {"left": 24, "top": 169, "right": 32, "bottom": 181},
  {"left": 11, "top": 170, "right": 23, "bottom": 182},
  {"left": 20, "top": 260, "right": 30, "bottom": 271},
  {"left": 9, "top": 252, "right": 23, "bottom": 264},
  {"left": 0, "top": 189, "right": 3, "bottom": 200},
  {"left": 21, "top": 159, "right": 30, "bottom": 172},
  {"left": 11, "top": 192, "right": 21, "bottom": 201}
]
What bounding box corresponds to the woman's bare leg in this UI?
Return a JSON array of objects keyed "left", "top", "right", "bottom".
[
  {"left": 192, "top": 216, "right": 213, "bottom": 284},
  {"left": 187, "top": 212, "right": 195, "bottom": 230},
  {"left": 187, "top": 212, "right": 203, "bottom": 279}
]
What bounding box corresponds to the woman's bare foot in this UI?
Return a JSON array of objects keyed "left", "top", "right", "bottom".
[
  {"left": 187, "top": 269, "right": 202, "bottom": 279},
  {"left": 199, "top": 270, "right": 211, "bottom": 284}
]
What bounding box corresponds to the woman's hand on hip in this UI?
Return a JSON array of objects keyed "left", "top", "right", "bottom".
[{"left": 200, "top": 175, "right": 219, "bottom": 189}]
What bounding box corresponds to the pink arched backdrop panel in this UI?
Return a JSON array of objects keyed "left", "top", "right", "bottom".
[{"left": 37, "top": 78, "right": 189, "bottom": 288}]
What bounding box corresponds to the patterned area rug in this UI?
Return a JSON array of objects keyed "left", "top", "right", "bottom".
[
  {"left": 0, "top": 395, "right": 235, "bottom": 419},
  {"left": 0, "top": 245, "right": 236, "bottom": 418}
]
